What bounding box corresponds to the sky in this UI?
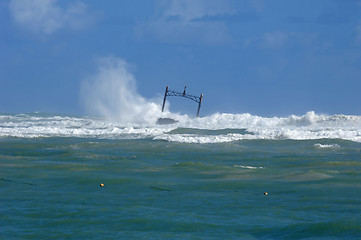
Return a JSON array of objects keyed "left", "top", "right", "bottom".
[{"left": 1, "top": 0, "right": 361, "bottom": 117}]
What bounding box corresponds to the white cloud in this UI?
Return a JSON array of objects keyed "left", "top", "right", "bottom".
[
  {"left": 137, "top": 0, "right": 236, "bottom": 45},
  {"left": 9, "top": 0, "right": 94, "bottom": 34}
]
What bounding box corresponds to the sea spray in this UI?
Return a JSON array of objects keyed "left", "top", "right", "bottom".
[
  {"left": 80, "top": 56, "right": 164, "bottom": 124},
  {"left": 1, "top": 112, "right": 361, "bottom": 142}
]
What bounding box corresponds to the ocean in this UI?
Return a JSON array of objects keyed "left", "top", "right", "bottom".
[{"left": 1, "top": 112, "right": 361, "bottom": 239}]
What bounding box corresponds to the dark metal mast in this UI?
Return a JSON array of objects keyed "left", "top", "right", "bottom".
[
  {"left": 161, "top": 86, "right": 168, "bottom": 113},
  {"left": 196, "top": 94, "right": 203, "bottom": 117}
]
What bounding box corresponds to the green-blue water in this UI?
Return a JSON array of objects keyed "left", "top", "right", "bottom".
[{"left": 1, "top": 137, "right": 361, "bottom": 239}]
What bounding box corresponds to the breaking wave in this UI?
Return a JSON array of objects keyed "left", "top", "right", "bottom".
[
  {"left": 80, "top": 56, "right": 163, "bottom": 124},
  {"left": 2, "top": 57, "right": 360, "bottom": 143},
  {"left": 0, "top": 111, "right": 360, "bottom": 143}
]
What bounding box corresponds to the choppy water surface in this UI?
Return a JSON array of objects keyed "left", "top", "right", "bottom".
[{"left": 1, "top": 113, "right": 361, "bottom": 239}]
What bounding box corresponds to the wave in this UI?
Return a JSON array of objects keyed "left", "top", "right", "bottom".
[
  {"left": 314, "top": 143, "right": 341, "bottom": 149},
  {"left": 11, "top": 56, "right": 346, "bottom": 143},
  {"left": 0, "top": 111, "right": 360, "bottom": 143},
  {"left": 234, "top": 165, "right": 265, "bottom": 169}
]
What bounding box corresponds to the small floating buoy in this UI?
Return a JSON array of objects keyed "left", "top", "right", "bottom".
[
  {"left": 264, "top": 192, "right": 268, "bottom": 195},
  {"left": 100, "top": 183, "right": 104, "bottom": 187}
]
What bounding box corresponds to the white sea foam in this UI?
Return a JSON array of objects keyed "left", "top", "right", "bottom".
[
  {"left": 3, "top": 56, "right": 358, "bottom": 143},
  {"left": 72, "top": 56, "right": 360, "bottom": 143},
  {"left": 314, "top": 143, "right": 341, "bottom": 149},
  {"left": 234, "top": 165, "right": 264, "bottom": 169},
  {"left": 1, "top": 111, "right": 361, "bottom": 143}
]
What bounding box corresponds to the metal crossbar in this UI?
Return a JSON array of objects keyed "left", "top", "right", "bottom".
[{"left": 161, "top": 86, "right": 203, "bottom": 117}]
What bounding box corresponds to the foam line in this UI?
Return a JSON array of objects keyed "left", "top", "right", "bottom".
[{"left": 0, "top": 112, "right": 360, "bottom": 143}]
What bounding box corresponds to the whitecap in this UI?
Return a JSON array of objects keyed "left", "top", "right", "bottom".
[
  {"left": 234, "top": 165, "right": 264, "bottom": 169},
  {"left": 1, "top": 111, "right": 361, "bottom": 143},
  {"left": 314, "top": 143, "right": 341, "bottom": 149}
]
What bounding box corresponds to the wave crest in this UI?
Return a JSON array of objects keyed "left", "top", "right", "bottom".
[{"left": 1, "top": 112, "right": 360, "bottom": 143}]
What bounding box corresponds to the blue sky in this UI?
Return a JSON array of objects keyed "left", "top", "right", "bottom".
[{"left": 1, "top": 0, "right": 361, "bottom": 117}]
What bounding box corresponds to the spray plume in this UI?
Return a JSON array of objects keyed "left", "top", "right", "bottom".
[{"left": 80, "top": 57, "right": 162, "bottom": 123}]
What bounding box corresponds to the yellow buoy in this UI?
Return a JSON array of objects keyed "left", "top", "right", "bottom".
[
  {"left": 264, "top": 192, "right": 268, "bottom": 195},
  {"left": 100, "top": 183, "right": 104, "bottom": 187}
]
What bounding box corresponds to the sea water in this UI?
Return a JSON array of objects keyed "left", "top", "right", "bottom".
[{"left": 1, "top": 112, "right": 361, "bottom": 239}]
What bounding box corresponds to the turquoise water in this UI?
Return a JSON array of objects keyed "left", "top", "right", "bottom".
[{"left": 1, "top": 136, "right": 361, "bottom": 239}]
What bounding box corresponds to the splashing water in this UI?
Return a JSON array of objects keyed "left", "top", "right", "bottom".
[
  {"left": 2, "top": 56, "right": 360, "bottom": 143},
  {"left": 0, "top": 111, "right": 360, "bottom": 143},
  {"left": 80, "top": 56, "right": 163, "bottom": 124}
]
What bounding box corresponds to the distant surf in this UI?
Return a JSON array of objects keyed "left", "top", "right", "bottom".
[{"left": 1, "top": 111, "right": 360, "bottom": 143}]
